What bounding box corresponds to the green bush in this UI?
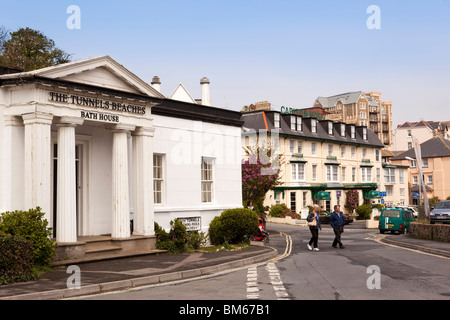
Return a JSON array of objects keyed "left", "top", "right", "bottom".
[
  {"left": 269, "top": 204, "right": 290, "bottom": 217},
  {"left": 186, "top": 231, "right": 208, "bottom": 250},
  {"left": 209, "top": 208, "right": 259, "bottom": 245},
  {"left": 0, "top": 207, "right": 56, "bottom": 265},
  {"left": 154, "top": 219, "right": 188, "bottom": 254},
  {"left": 356, "top": 204, "right": 372, "bottom": 220},
  {"left": 0, "top": 234, "right": 37, "bottom": 285}
]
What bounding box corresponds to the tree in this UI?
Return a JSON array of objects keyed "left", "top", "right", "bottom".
[
  {"left": 0, "top": 27, "right": 72, "bottom": 71},
  {"left": 345, "top": 190, "right": 359, "bottom": 213}
]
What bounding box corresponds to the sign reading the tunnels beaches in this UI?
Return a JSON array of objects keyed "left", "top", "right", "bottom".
[{"left": 49, "top": 92, "right": 146, "bottom": 123}]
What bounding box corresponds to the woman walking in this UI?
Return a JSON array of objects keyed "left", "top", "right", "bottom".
[{"left": 307, "top": 204, "right": 321, "bottom": 251}]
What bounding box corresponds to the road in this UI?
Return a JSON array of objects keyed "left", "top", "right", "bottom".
[{"left": 80, "top": 222, "right": 450, "bottom": 300}]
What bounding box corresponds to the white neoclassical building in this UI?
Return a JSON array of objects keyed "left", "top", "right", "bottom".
[{"left": 0, "top": 56, "right": 243, "bottom": 261}]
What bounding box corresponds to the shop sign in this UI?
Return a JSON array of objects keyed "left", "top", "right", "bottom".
[{"left": 177, "top": 217, "right": 201, "bottom": 231}]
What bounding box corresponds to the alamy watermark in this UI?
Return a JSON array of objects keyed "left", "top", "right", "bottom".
[
  {"left": 366, "top": 5, "right": 381, "bottom": 30},
  {"left": 67, "top": 5, "right": 81, "bottom": 30},
  {"left": 66, "top": 265, "right": 81, "bottom": 289},
  {"left": 366, "top": 265, "right": 381, "bottom": 290}
]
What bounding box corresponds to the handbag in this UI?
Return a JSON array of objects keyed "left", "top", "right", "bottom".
[{"left": 307, "top": 216, "right": 317, "bottom": 227}]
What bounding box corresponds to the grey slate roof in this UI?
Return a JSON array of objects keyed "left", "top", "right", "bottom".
[
  {"left": 241, "top": 110, "right": 385, "bottom": 148},
  {"left": 392, "top": 137, "right": 450, "bottom": 160},
  {"left": 315, "top": 91, "right": 379, "bottom": 108}
]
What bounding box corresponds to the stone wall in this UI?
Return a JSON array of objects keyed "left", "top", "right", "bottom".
[{"left": 409, "top": 222, "right": 450, "bottom": 241}]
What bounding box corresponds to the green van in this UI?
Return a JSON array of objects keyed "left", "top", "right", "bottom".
[{"left": 379, "top": 208, "right": 416, "bottom": 234}]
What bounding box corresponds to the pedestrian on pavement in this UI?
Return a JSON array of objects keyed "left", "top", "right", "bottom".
[
  {"left": 307, "top": 204, "right": 321, "bottom": 251},
  {"left": 246, "top": 200, "right": 254, "bottom": 211},
  {"left": 330, "top": 205, "right": 345, "bottom": 249}
]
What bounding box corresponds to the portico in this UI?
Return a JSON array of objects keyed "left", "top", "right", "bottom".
[{"left": 0, "top": 56, "right": 165, "bottom": 260}]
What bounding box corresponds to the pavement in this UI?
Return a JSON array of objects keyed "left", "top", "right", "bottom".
[{"left": 0, "top": 226, "right": 449, "bottom": 300}]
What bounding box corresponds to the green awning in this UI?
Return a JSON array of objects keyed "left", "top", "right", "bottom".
[
  {"left": 312, "top": 191, "right": 331, "bottom": 200},
  {"left": 363, "top": 190, "right": 379, "bottom": 199}
]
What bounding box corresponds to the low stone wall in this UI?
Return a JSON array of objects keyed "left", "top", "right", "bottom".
[
  {"left": 409, "top": 222, "right": 450, "bottom": 241},
  {"left": 266, "top": 216, "right": 306, "bottom": 226}
]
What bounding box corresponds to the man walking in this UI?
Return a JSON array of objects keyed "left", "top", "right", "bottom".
[{"left": 330, "top": 205, "right": 345, "bottom": 249}]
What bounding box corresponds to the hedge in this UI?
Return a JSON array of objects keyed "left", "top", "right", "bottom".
[
  {"left": 209, "top": 208, "right": 259, "bottom": 245},
  {"left": 0, "top": 234, "right": 37, "bottom": 285}
]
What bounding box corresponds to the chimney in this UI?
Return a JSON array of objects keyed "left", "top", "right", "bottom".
[
  {"left": 151, "top": 76, "right": 161, "bottom": 92},
  {"left": 200, "top": 77, "right": 211, "bottom": 106}
]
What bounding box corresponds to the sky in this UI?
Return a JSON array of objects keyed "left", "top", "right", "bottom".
[{"left": 1, "top": 0, "right": 449, "bottom": 128}]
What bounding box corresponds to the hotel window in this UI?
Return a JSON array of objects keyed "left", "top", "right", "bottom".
[
  {"left": 410, "top": 159, "right": 416, "bottom": 168},
  {"left": 153, "top": 154, "right": 164, "bottom": 204},
  {"left": 303, "top": 192, "right": 307, "bottom": 208},
  {"left": 376, "top": 168, "right": 381, "bottom": 183},
  {"left": 407, "top": 130, "right": 412, "bottom": 137},
  {"left": 352, "top": 167, "right": 356, "bottom": 182},
  {"left": 413, "top": 176, "right": 418, "bottom": 185},
  {"left": 386, "top": 186, "right": 393, "bottom": 196},
  {"left": 290, "top": 192, "right": 296, "bottom": 213},
  {"left": 341, "top": 167, "right": 346, "bottom": 182},
  {"left": 328, "top": 122, "right": 333, "bottom": 135},
  {"left": 311, "top": 119, "right": 317, "bottom": 133},
  {"left": 375, "top": 149, "right": 380, "bottom": 161},
  {"left": 422, "top": 158, "right": 428, "bottom": 167},
  {"left": 351, "top": 147, "right": 356, "bottom": 159},
  {"left": 350, "top": 126, "right": 356, "bottom": 139},
  {"left": 399, "top": 169, "right": 404, "bottom": 183},
  {"left": 384, "top": 168, "right": 396, "bottom": 184},
  {"left": 290, "top": 116, "right": 299, "bottom": 131},
  {"left": 297, "top": 117, "right": 302, "bottom": 131},
  {"left": 291, "top": 163, "right": 305, "bottom": 181},
  {"left": 400, "top": 188, "right": 406, "bottom": 196},
  {"left": 274, "top": 113, "right": 280, "bottom": 128},
  {"left": 326, "top": 165, "right": 339, "bottom": 182},
  {"left": 341, "top": 146, "right": 345, "bottom": 159},
  {"left": 361, "top": 167, "right": 372, "bottom": 183},
  {"left": 312, "top": 165, "right": 317, "bottom": 181},
  {"left": 362, "top": 148, "right": 367, "bottom": 159},
  {"left": 328, "top": 144, "right": 333, "bottom": 157},
  {"left": 341, "top": 124, "right": 346, "bottom": 137},
  {"left": 297, "top": 141, "right": 303, "bottom": 154},
  {"left": 311, "top": 142, "right": 316, "bottom": 156},
  {"left": 363, "top": 127, "right": 367, "bottom": 140},
  {"left": 201, "top": 157, "right": 214, "bottom": 203},
  {"left": 290, "top": 140, "right": 295, "bottom": 154},
  {"left": 427, "top": 175, "right": 433, "bottom": 184},
  {"left": 408, "top": 142, "right": 412, "bottom": 150}
]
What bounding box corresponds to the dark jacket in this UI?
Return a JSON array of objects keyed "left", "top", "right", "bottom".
[
  {"left": 307, "top": 212, "right": 321, "bottom": 230},
  {"left": 330, "top": 211, "right": 345, "bottom": 228}
]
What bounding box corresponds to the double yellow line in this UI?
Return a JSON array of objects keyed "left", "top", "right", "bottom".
[{"left": 269, "top": 232, "right": 292, "bottom": 263}]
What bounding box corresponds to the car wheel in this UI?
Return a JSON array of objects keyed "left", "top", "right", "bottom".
[{"left": 379, "top": 230, "right": 385, "bottom": 234}]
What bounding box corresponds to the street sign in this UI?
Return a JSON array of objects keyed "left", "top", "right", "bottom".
[
  {"left": 381, "top": 199, "right": 385, "bottom": 204},
  {"left": 379, "top": 191, "right": 386, "bottom": 197}
]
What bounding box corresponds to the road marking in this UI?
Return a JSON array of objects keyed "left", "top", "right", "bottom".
[
  {"left": 269, "top": 232, "right": 292, "bottom": 263},
  {"left": 246, "top": 266, "right": 259, "bottom": 299},
  {"left": 266, "top": 263, "right": 290, "bottom": 300}
]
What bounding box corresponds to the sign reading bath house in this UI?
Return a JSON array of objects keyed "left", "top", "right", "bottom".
[{"left": 49, "top": 91, "right": 146, "bottom": 123}]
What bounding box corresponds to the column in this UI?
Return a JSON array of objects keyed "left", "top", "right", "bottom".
[
  {"left": 23, "top": 112, "right": 53, "bottom": 223},
  {"left": 132, "top": 127, "right": 155, "bottom": 236},
  {"left": 56, "top": 116, "right": 84, "bottom": 243},
  {"left": 112, "top": 124, "right": 135, "bottom": 239}
]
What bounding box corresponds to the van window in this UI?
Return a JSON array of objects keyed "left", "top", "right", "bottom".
[{"left": 382, "top": 210, "right": 400, "bottom": 218}]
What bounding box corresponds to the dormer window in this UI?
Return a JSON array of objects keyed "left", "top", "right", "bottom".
[
  {"left": 351, "top": 126, "right": 355, "bottom": 139},
  {"left": 274, "top": 113, "right": 280, "bottom": 128},
  {"left": 341, "top": 124, "right": 346, "bottom": 137},
  {"left": 311, "top": 119, "right": 317, "bottom": 133},
  {"left": 290, "top": 116, "right": 303, "bottom": 131},
  {"left": 328, "top": 122, "right": 333, "bottom": 135},
  {"left": 363, "top": 127, "right": 368, "bottom": 140},
  {"left": 297, "top": 117, "right": 302, "bottom": 131}
]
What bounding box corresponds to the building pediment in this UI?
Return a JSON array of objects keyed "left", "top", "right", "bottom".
[{"left": 0, "top": 55, "right": 165, "bottom": 99}]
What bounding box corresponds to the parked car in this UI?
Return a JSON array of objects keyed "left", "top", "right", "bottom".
[
  {"left": 395, "top": 205, "right": 418, "bottom": 218},
  {"left": 379, "top": 208, "right": 416, "bottom": 234},
  {"left": 430, "top": 200, "right": 450, "bottom": 224},
  {"left": 319, "top": 211, "right": 353, "bottom": 225}
]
